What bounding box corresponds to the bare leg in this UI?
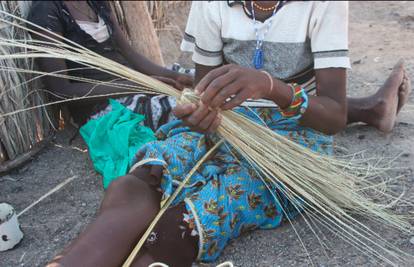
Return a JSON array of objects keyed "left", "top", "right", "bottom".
[
  {"left": 48, "top": 167, "right": 198, "bottom": 267},
  {"left": 347, "top": 60, "right": 411, "bottom": 132},
  {"left": 130, "top": 248, "right": 156, "bottom": 267},
  {"left": 131, "top": 203, "right": 198, "bottom": 267},
  {"left": 48, "top": 168, "right": 162, "bottom": 267}
]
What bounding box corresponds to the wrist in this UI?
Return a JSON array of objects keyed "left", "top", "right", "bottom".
[
  {"left": 253, "top": 70, "right": 275, "bottom": 99},
  {"left": 151, "top": 67, "right": 176, "bottom": 80},
  {"left": 268, "top": 80, "right": 294, "bottom": 109},
  {"left": 166, "top": 69, "right": 179, "bottom": 80},
  {"left": 260, "top": 70, "right": 274, "bottom": 99}
]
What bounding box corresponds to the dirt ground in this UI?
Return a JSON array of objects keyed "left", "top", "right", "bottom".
[{"left": 2, "top": 1, "right": 414, "bottom": 266}]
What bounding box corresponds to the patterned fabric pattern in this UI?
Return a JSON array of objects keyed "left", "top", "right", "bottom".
[
  {"left": 132, "top": 106, "right": 332, "bottom": 262},
  {"left": 90, "top": 95, "right": 177, "bottom": 131}
]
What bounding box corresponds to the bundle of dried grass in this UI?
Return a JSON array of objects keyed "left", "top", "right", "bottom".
[
  {"left": 0, "top": 2, "right": 51, "bottom": 167},
  {"left": 0, "top": 11, "right": 412, "bottom": 266}
]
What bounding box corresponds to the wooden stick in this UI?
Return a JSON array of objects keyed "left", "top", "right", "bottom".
[{"left": 17, "top": 175, "right": 78, "bottom": 218}]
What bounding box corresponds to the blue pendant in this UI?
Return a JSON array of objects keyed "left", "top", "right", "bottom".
[{"left": 253, "top": 48, "right": 264, "bottom": 69}]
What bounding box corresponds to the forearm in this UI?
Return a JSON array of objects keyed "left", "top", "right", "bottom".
[
  {"left": 45, "top": 78, "right": 136, "bottom": 106},
  {"left": 122, "top": 49, "right": 178, "bottom": 79},
  {"left": 110, "top": 13, "right": 178, "bottom": 80},
  {"left": 267, "top": 79, "right": 347, "bottom": 135},
  {"left": 300, "top": 96, "right": 347, "bottom": 135}
]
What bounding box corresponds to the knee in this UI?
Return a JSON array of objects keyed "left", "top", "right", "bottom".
[
  {"left": 106, "top": 174, "right": 141, "bottom": 197},
  {"left": 104, "top": 175, "right": 145, "bottom": 206},
  {"left": 103, "top": 174, "right": 161, "bottom": 212}
]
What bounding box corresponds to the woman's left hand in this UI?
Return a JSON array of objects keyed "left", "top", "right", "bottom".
[
  {"left": 175, "top": 73, "right": 194, "bottom": 88},
  {"left": 152, "top": 73, "right": 193, "bottom": 91},
  {"left": 195, "top": 64, "right": 272, "bottom": 110}
]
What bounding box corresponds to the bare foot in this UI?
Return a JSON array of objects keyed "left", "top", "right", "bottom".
[
  {"left": 397, "top": 68, "right": 412, "bottom": 113},
  {"left": 368, "top": 60, "right": 405, "bottom": 132}
]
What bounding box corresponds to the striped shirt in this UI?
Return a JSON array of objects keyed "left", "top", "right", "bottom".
[{"left": 181, "top": 1, "right": 351, "bottom": 107}]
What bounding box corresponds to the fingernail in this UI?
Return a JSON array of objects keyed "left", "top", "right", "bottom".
[
  {"left": 190, "top": 103, "right": 197, "bottom": 109},
  {"left": 195, "top": 89, "right": 200, "bottom": 95}
]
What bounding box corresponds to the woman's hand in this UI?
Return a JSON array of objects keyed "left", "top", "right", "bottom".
[
  {"left": 175, "top": 73, "right": 194, "bottom": 88},
  {"left": 152, "top": 73, "right": 193, "bottom": 91},
  {"left": 172, "top": 103, "right": 221, "bottom": 133},
  {"left": 195, "top": 64, "right": 272, "bottom": 110}
]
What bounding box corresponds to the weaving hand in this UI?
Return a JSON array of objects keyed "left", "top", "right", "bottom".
[
  {"left": 152, "top": 73, "right": 193, "bottom": 91},
  {"left": 195, "top": 64, "right": 274, "bottom": 110},
  {"left": 173, "top": 102, "right": 221, "bottom": 133}
]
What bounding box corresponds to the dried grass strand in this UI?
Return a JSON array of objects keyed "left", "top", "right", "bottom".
[{"left": 0, "top": 11, "right": 412, "bottom": 266}]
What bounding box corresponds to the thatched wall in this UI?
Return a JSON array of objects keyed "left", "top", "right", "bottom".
[
  {"left": 0, "top": 1, "right": 183, "bottom": 169},
  {"left": 0, "top": 1, "right": 52, "bottom": 166}
]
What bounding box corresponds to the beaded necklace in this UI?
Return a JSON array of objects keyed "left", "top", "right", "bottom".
[
  {"left": 251, "top": 1, "right": 279, "bottom": 69},
  {"left": 253, "top": 1, "right": 278, "bottom": 11}
]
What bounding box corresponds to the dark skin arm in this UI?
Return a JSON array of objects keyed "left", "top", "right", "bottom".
[
  {"left": 109, "top": 11, "right": 193, "bottom": 88},
  {"left": 33, "top": 12, "right": 192, "bottom": 100},
  {"left": 35, "top": 39, "right": 137, "bottom": 99},
  {"left": 174, "top": 64, "right": 347, "bottom": 135}
]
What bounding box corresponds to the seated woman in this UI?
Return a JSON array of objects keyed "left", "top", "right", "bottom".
[
  {"left": 45, "top": 1, "right": 411, "bottom": 267},
  {"left": 27, "top": 1, "right": 192, "bottom": 129}
]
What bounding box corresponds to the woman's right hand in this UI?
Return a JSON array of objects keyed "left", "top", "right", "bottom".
[{"left": 172, "top": 102, "right": 221, "bottom": 133}]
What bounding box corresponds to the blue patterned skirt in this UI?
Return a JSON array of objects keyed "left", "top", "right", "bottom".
[{"left": 132, "top": 106, "right": 332, "bottom": 262}]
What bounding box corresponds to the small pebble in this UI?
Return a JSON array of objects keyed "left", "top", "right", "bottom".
[
  {"left": 81, "top": 202, "right": 86, "bottom": 207},
  {"left": 410, "top": 236, "right": 414, "bottom": 245}
]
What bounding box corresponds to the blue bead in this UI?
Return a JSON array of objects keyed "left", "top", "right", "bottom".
[{"left": 253, "top": 48, "right": 264, "bottom": 69}]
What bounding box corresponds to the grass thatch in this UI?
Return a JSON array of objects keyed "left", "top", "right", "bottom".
[
  {"left": 146, "top": 1, "right": 187, "bottom": 33},
  {"left": 0, "top": 1, "right": 51, "bottom": 162},
  {"left": 0, "top": 10, "right": 412, "bottom": 266}
]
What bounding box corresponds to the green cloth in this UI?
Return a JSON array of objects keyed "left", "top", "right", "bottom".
[{"left": 80, "top": 99, "right": 155, "bottom": 189}]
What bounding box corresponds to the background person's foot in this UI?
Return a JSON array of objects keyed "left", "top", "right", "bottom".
[{"left": 369, "top": 60, "right": 405, "bottom": 132}]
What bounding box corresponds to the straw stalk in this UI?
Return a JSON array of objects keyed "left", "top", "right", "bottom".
[{"left": 0, "top": 10, "right": 412, "bottom": 266}]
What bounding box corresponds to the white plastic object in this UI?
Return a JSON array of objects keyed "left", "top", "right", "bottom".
[
  {"left": 0, "top": 203, "right": 24, "bottom": 251},
  {"left": 148, "top": 263, "right": 169, "bottom": 267},
  {"left": 216, "top": 261, "right": 234, "bottom": 267}
]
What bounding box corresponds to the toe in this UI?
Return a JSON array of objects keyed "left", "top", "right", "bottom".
[
  {"left": 390, "top": 60, "right": 406, "bottom": 82},
  {"left": 396, "top": 58, "right": 405, "bottom": 68},
  {"left": 404, "top": 75, "right": 412, "bottom": 91}
]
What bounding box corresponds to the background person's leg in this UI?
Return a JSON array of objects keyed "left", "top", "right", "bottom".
[{"left": 347, "top": 60, "right": 411, "bottom": 132}]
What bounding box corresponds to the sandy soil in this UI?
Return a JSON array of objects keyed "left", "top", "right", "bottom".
[{"left": 2, "top": 1, "right": 414, "bottom": 266}]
